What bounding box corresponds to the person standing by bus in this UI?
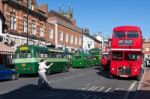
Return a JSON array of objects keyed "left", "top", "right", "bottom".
[{"left": 38, "top": 59, "right": 53, "bottom": 89}]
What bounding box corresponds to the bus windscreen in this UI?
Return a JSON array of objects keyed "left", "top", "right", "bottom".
[
  {"left": 127, "top": 32, "right": 139, "bottom": 38},
  {"left": 112, "top": 51, "right": 123, "bottom": 60},
  {"left": 114, "top": 32, "right": 125, "bottom": 38}
]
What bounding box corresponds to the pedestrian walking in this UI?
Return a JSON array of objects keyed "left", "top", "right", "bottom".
[{"left": 38, "top": 59, "right": 53, "bottom": 89}]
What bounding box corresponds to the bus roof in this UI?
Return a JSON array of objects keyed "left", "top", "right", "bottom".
[
  {"left": 16, "top": 45, "right": 48, "bottom": 52},
  {"left": 113, "top": 26, "right": 141, "bottom": 32}
]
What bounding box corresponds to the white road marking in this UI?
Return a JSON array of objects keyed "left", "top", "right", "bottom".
[
  {"left": 123, "top": 81, "right": 137, "bottom": 99},
  {"left": 91, "top": 86, "right": 99, "bottom": 91},
  {"left": 115, "top": 88, "right": 125, "bottom": 91},
  {"left": 87, "top": 86, "right": 97, "bottom": 91},
  {"left": 105, "top": 87, "right": 112, "bottom": 92},
  {"left": 98, "top": 87, "right": 105, "bottom": 91},
  {"left": 81, "top": 87, "right": 87, "bottom": 90}
]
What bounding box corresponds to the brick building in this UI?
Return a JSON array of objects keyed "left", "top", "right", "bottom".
[
  {"left": 0, "top": 0, "right": 102, "bottom": 52},
  {"left": 0, "top": 0, "right": 49, "bottom": 48},
  {"left": 143, "top": 38, "right": 150, "bottom": 58},
  {"left": 48, "top": 10, "right": 83, "bottom": 51}
]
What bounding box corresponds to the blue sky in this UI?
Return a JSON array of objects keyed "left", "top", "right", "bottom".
[{"left": 37, "top": 0, "right": 150, "bottom": 38}]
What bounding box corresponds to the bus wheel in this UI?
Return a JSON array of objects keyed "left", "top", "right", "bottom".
[
  {"left": 16, "top": 74, "right": 19, "bottom": 79},
  {"left": 63, "top": 66, "right": 69, "bottom": 72},
  {"left": 65, "top": 66, "right": 69, "bottom": 72},
  {"left": 101, "top": 65, "right": 104, "bottom": 71},
  {"left": 109, "top": 74, "right": 114, "bottom": 79},
  {"left": 46, "top": 70, "right": 51, "bottom": 75},
  {"left": 137, "top": 73, "right": 142, "bottom": 81}
]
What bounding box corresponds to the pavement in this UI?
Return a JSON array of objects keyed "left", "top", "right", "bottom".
[{"left": 134, "top": 67, "right": 150, "bottom": 99}]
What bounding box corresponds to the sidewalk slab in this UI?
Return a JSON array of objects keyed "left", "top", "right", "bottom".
[{"left": 134, "top": 68, "right": 150, "bottom": 99}]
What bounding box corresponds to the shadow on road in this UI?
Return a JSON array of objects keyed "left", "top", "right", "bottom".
[
  {"left": 0, "top": 84, "right": 149, "bottom": 99},
  {"left": 94, "top": 67, "right": 138, "bottom": 81}
]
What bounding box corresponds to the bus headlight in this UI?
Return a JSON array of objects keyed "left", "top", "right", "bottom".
[
  {"left": 22, "top": 64, "right": 26, "bottom": 67},
  {"left": 134, "top": 69, "right": 137, "bottom": 72},
  {"left": 112, "top": 68, "right": 115, "bottom": 71}
]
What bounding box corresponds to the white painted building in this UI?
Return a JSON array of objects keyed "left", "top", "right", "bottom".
[
  {"left": 94, "top": 32, "right": 104, "bottom": 47},
  {"left": 83, "top": 34, "right": 94, "bottom": 52}
]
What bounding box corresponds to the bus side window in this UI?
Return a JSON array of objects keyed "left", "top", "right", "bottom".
[
  {"left": 17, "top": 53, "right": 19, "bottom": 58},
  {"left": 40, "top": 53, "right": 44, "bottom": 58},
  {"left": 45, "top": 53, "right": 48, "bottom": 58},
  {"left": 27, "top": 51, "right": 31, "bottom": 58},
  {"left": 48, "top": 53, "right": 53, "bottom": 58},
  {"left": 52, "top": 53, "right": 56, "bottom": 58},
  {"left": 36, "top": 52, "right": 39, "bottom": 58}
]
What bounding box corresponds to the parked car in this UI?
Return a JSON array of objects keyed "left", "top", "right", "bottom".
[{"left": 0, "top": 64, "right": 18, "bottom": 81}]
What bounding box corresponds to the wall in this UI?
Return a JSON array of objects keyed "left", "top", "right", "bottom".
[{"left": 83, "top": 35, "right": 94, "bottom": 51}]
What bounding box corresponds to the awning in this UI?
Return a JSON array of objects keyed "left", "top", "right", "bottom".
[{"left": 0, "top": 43, "right": 15, "bottom": 53}]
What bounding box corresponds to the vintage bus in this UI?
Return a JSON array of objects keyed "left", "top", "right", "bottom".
[
  {"left": 71, "top": 50, "right": 93, "bottom": 68},
  {"left": 13, "top": 45, "right": 69, "bottom": 75},
  {"left": 90, "top": 48, "right": 102, "bottom": 66},
  {"left": 110, "top": 26, "right": 143, "bottom": 80},
  {"left": 101, "top": 52, "right": 110, "bottom": 70}
]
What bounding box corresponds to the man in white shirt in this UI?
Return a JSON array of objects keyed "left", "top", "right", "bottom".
[{"left": 38, "top": 59, "right": 53, "bottom": 89}]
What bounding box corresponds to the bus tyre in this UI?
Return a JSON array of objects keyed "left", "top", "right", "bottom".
[
  {"left": 16, "top": 74, "right": 19, "bottom": 79},
  {"left": 65, "top": 66, "right": 69, "bottom": 72},
  {"left": 137, "top": 73, "right": 141, "bottom": 81},
  {"left": 101, "top": 66, "right": 104, "bottom": 71},
  {"left": 63, "top": 66, "right": 68, "bottom": 72},
  {"left": 46, "top": 70, "right": 51, "bottom": 75},
  {"left": 110, "top": 74, "right": 114, "bottom": 79}
]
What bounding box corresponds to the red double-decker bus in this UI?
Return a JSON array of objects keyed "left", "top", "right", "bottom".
[{"left": 110, "top": 26, "right": 143, "bottom": 80}]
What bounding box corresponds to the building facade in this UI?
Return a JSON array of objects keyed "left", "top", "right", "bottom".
[
  {"left": 94, "top": 32, "right": 104, "bottom": 47},
  {"left": 0, "top": 11, "right": 4, "bottom": 35},
  {"left": 1, "top": 0, "right": 49, "bottom": 49},
  {"left": 48, "top": 10, "right": 83, "bottom": 51},
  {"left": 0, "top": 0, "right": 102, "bottom": 52},
  {"left": 143, "top": 38, "right": 150, "bottom": 58},
  {"left": 94, "top": 38, "right": 101, "bottom": 49},
  {"left": 83, "top": 34, "right": 94, "bottom": 51}
]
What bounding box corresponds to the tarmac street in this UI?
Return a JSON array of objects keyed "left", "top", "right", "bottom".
[{"left": 0, "top": 67, "right": 139, "bottom": 99}]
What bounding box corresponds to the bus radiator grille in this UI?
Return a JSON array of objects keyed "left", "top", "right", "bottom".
[{"left": 118, "top": 67, "right": 131, "bottom": 76}]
